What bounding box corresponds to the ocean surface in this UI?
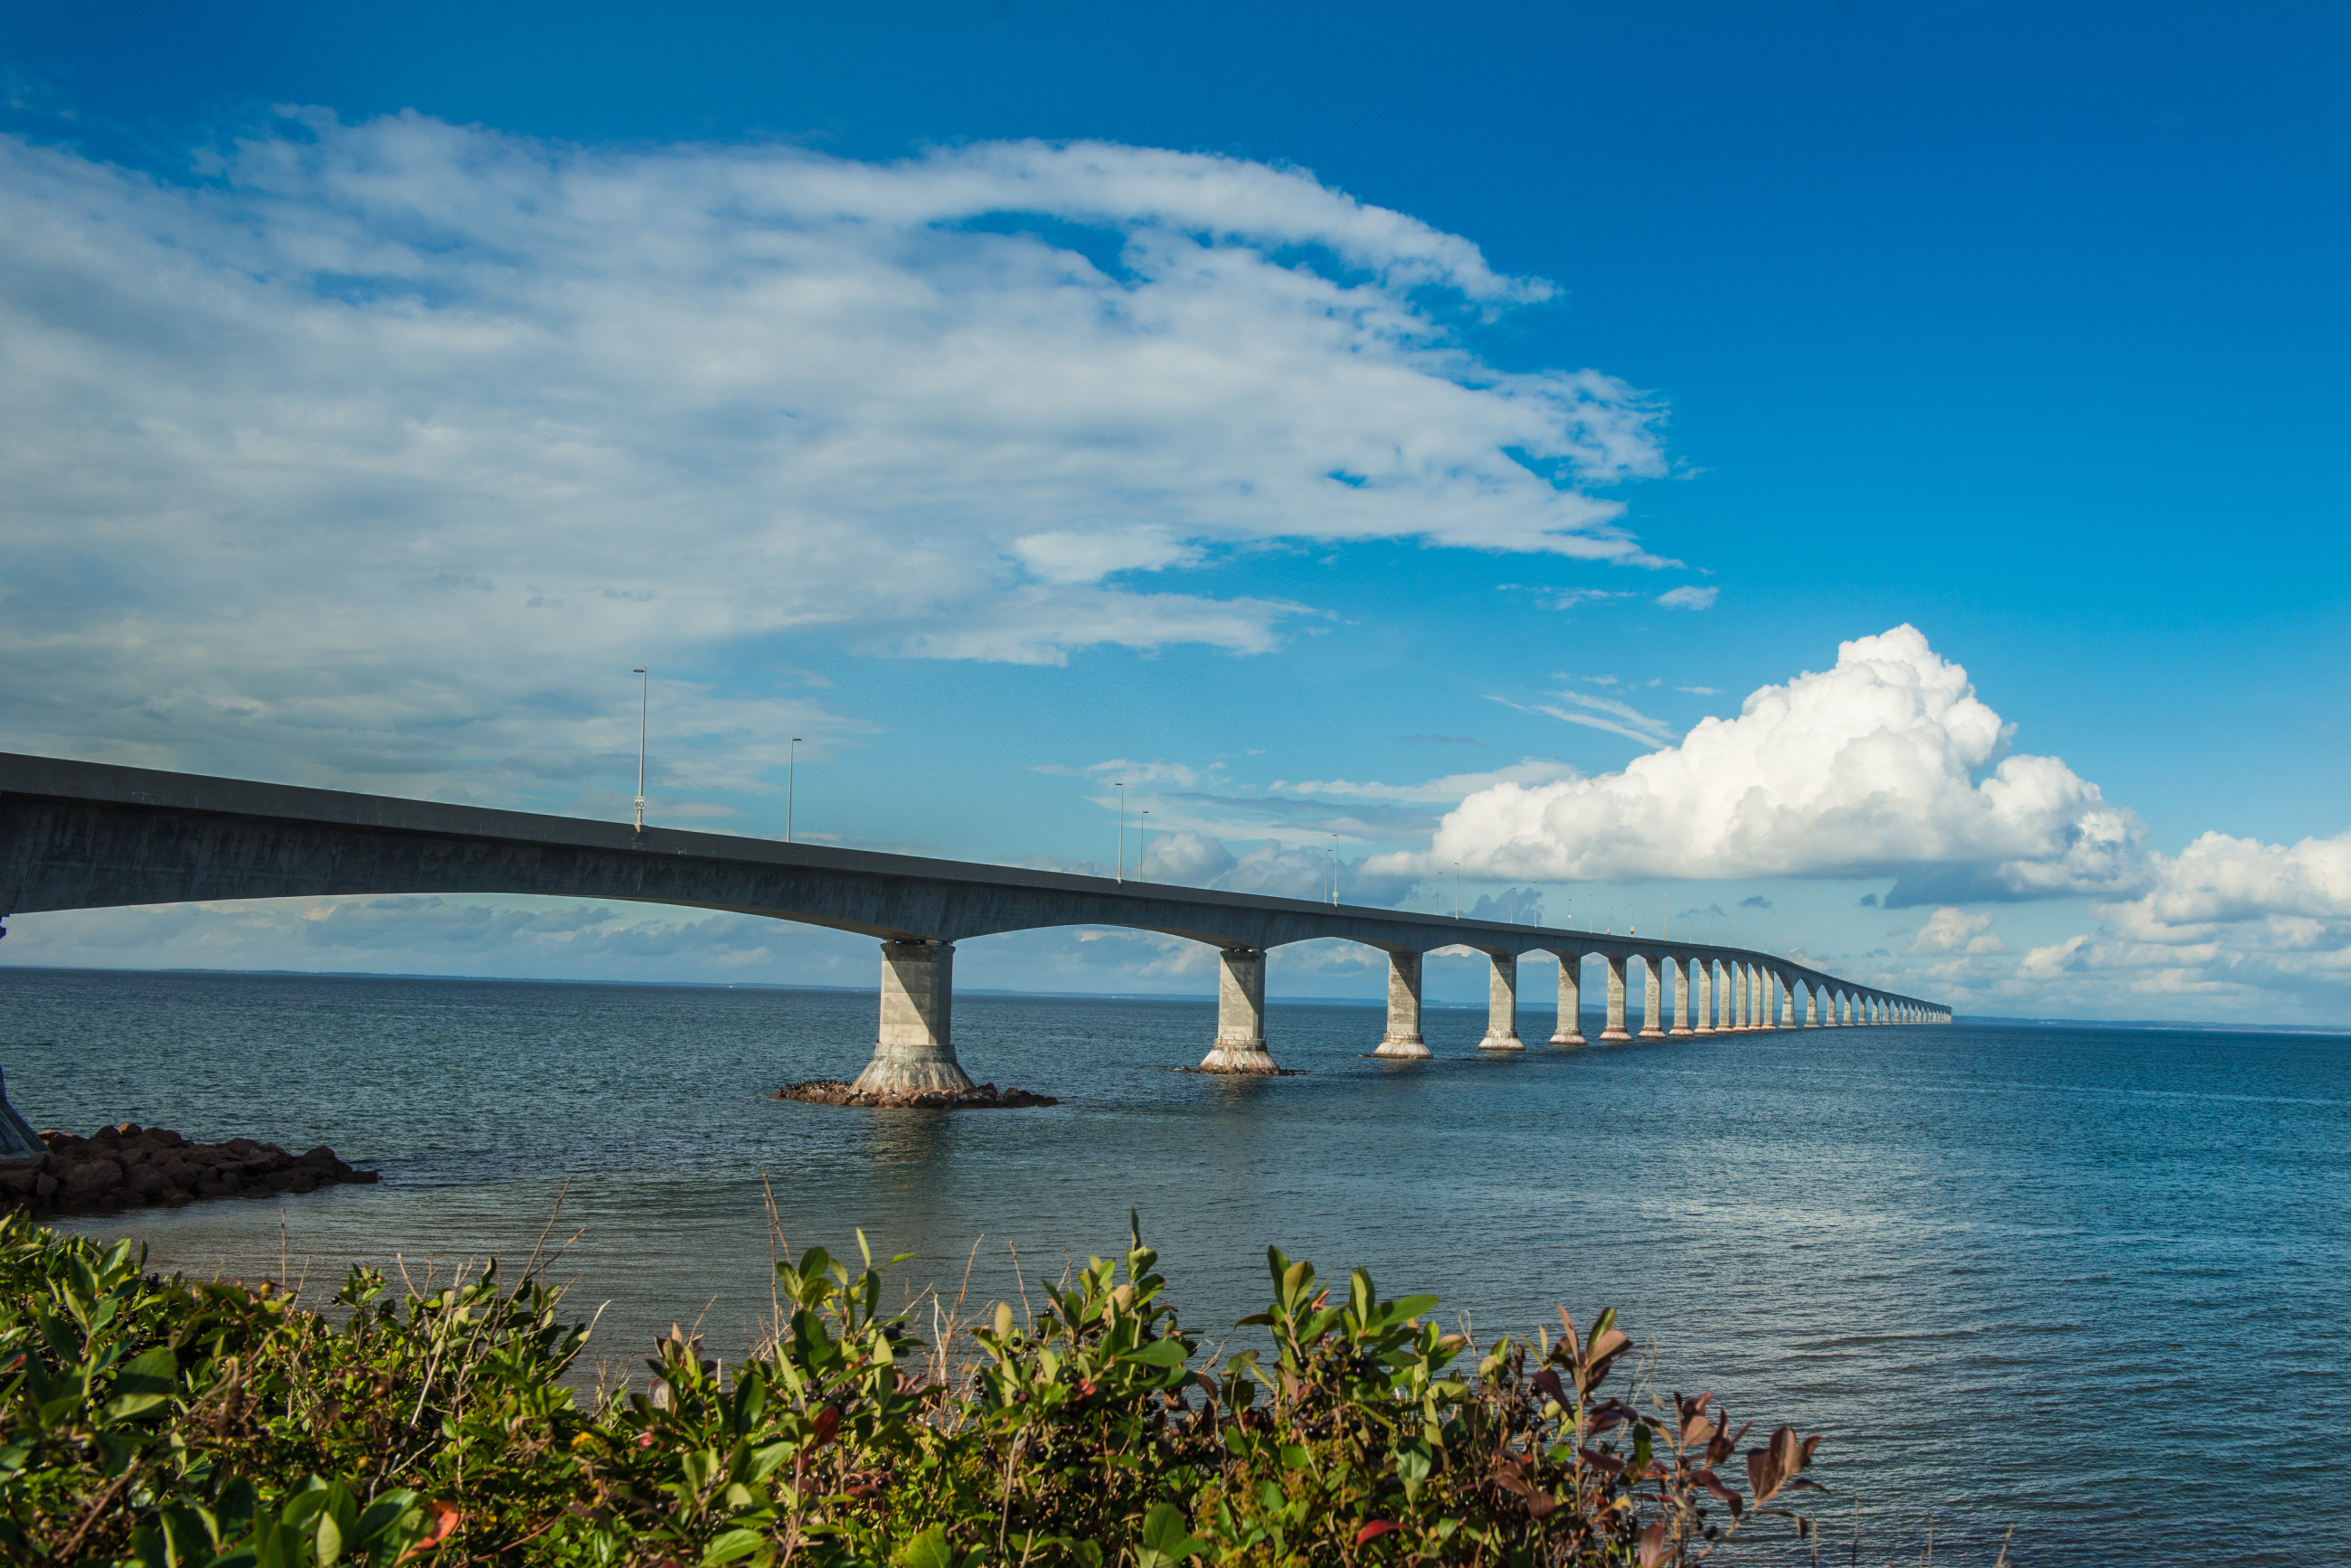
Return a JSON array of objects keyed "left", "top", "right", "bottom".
[{"left": 3, "top": 965, "right": 2344, "bottom": 1564}]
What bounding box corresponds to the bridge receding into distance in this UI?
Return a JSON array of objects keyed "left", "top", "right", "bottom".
[{"left": 0, "top": 753, "right": 1949, "bottom": 1095}]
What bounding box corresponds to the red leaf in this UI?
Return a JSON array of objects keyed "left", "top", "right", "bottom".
[
  {"left": 1532, "top": 1368, "right": 1568, "bottom": 1406},
  {"left": 400, "top": 1502, "right": 460, "bottom": 1560},
  {"left": 634, "top": 1431, "right": 656, "bottom": 1450},
  {"left": 1638, "top": 1522, "right": 1666, "bottom": 1568},
  {"left": 1355, "top": 1520, "right": 1399, "bottom": 1545},
  {"left": 812, "top": 1404, "right": 843, "bottom": 1450},
  {"left": 1695, "top": 1469, "right": 1744, "bottom": 1518}
]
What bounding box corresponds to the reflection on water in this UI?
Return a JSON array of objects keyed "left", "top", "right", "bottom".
[{"left": 4, "top": 965, "right": 2345, "bottom": 1564}]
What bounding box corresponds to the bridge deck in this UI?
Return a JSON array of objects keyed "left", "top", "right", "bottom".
[{"left": 0, "top": 752, "right": 1946, "bottom": 1091}]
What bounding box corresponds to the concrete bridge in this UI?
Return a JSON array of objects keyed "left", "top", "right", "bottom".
[{"left": 0, "top": 752, "right": 1950, "bottom": 1093}]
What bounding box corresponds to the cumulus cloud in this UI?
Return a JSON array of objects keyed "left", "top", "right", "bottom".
[
  {"left": 0, "top": 113, "right": 1670, "bottom": 798},
  {"left": 1906, "top": 907, "right": 2007, "bottom": 956},
  {"left": 1656, "top": 585, "right": 1718, "bottom": 609},
  {"left": 1373, "top": 625, "right": 2145, "bottom": 903},
  {"left": 2019, "top": 829, "right": 2351, "bottom": 1005}
]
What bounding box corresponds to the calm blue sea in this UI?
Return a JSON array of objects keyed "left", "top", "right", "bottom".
[{"left": 2, "top": 965, "right": 2343, "bottom": 1564}]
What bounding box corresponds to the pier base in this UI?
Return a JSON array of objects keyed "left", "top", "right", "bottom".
[
  {"left": 1600, "top": 953, "right": 1631, "bottom": 1042},
  {"left": 1479, "top": 952, "right": 1524, "bottom": 1051},
  {"left": 1550, "top": 952, "right": 1584, "bottom": 1046},
  {"left": 851, "top": 940, "right": 977, "bottom": 1095},
  {"left": 1199, "top": 947, "right": 1280, "bottom": 1072},
  {"left": 1373, "top": 950, "right": 1431, "bottom": 1058}
]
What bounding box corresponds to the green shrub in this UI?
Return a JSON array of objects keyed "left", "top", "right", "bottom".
[{"left": 0, "top": 1210, "right": 1821, "bottom": 1565}]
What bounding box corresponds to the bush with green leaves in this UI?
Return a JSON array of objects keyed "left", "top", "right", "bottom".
[{"left": 0, "top": 1209, "right": 1823, "bottom": 1566}]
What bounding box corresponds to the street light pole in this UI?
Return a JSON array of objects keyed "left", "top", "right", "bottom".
[
  {"left": 631, "top": 669, "right": 647, "bottom": 834},
  {"left": 787, "top": 737, "right": 802, "bottom": 843},
  {"left": 1453, "top": 862, "right": 1460, "bottom": 920},
  {"left": 1138, "top": 810, "right": 1149, "bottom": 878},
  {"left": 1114, "top": 782, "right": 1127, "bottom": 883}
]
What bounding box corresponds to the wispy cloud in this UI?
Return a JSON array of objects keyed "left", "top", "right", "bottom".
[
  {"left": 0, "top": 115, "right": 1675, "bottom": 803},
  {"left": 1496, "top": 688, "right": 1678, "bottom": 748},
  {"left": 1657, "top": 585, "right": 1720, "bottom": 609}
]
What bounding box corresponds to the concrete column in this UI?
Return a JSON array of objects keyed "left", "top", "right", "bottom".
[
  {"left": 1551, "top": 953, "right": 1585, "bottom": 1046},
  {"left": 1199, "top": 948, "right": 1278, "bottom": 1073},
  {"left": 1480, "top": 952, "right": 1525, "bottom": 1050},
  {"left": 1373, "top": 950, "right": 1430, "bottom": 1059},
  {"left": 1804, "top": 983, "right": 1818, "bottom": 1026},
  {"left": 1669, "top": 956, "right": 1693, "bottom": 1036},
  {"left": 1727, "top": 964, "right": 1743, "bottom": 1030},
  {"left": 1717, "top": 960, "right": 1733, "bottom": 1030},
  {"left": 1694, "top": 958, "right": 1714, "bottom": 1034},
  {"left": 1638, "top": 955, "right": 1666, "bottom": 1039},
  {"left": 1780, "top": 977, "right": 1795, "bottom": 1028},
  {"left": 851, "top": 940, "right": 977, "bottom": 1095},
  {"left": 1600, "top": 953, "right": 1630, "bottom": 1041},
  {"left": 1758, "top": 969, "right": 1777, "bottom": 1032}
]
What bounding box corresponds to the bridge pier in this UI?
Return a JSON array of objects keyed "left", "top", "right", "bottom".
[
  {"left": 1638, "top": 955, "right": 1666, "bottom": 1039},
  {"left": 1480, "top": 952, "right": 1524, "bottom": 1050},
  {"left": 1669, "top": 955, "right": 1693, "bottom": 1036},
  {"left": 1600, "top": 954, "right": 1631, "bottom": 1041},
  {"left": 1199, "top": 947, "right": 1279, "bottom": 1073},
  {"left": 1374, "top": 950, "right": 1430, "bottom": 1059},
  {"left": 851, "top": 940, "right": 977, "bottom": 1095},
  {"left": 1551, "top": 952, "right": 1584, "bottom": 1046},
  {"left": 1694, "top": 957, "right": 1713, "bottom": 1034}
]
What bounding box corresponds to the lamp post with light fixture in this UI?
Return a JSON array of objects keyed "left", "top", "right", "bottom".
[
  {"left": 631, "top": 669, "right": 647, "bottom": 834},
  {"left": 788, "top": 737, "right": 802, "bottom": 843}
]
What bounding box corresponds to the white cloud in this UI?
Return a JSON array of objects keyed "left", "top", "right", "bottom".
[
  {"left": 1656, "top": 585, "right": 1718, "bottom": 609},
  {"left": 2016, "top": 829, "right": 2351, "bottom": 1006},
  {"left": 1374, "top": 625, "right": 2144, "bottom": 903},
  {"left": 1492, "top": 688, "right": 1677, "bottom": 748},
  {"left": 0, "top": 114, "right": 1670, "bottom": 797},
  {"left": 1269, "top": 758, "right": 1576, "bottom": 803},
  {"left": 1906, "top": 906, "right": 2008, "bottom": 956}
]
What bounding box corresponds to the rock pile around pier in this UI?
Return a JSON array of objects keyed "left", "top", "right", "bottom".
[
  {"left": 0, "top": 1123, "right": 379, "bottom": 1215},
  {"left": 776, "top": 1080, "right": 1059, "bottom": 1110}
]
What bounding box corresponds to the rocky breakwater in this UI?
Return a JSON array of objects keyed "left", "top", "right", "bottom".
[
  {"left": 1, "top": 1123, "right": 379, "bottom": 1216},
  {"left": 777, "top": 1080, "right": 1059, "bottom": 1110}
]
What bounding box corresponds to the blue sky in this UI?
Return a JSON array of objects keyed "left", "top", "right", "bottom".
[{"left": 3, "top": 0, "right": 2346, "bottom": 1020}]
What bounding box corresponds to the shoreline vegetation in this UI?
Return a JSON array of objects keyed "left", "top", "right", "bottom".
[{"left": 0, "top": 1211, "right": 1851, "bottom": 1567}]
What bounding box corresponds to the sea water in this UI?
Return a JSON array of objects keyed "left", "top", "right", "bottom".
[{"left": 2, "top": 965, "right": 2343, "bottom": 1564}]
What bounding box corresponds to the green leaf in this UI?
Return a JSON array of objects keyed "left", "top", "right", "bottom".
[
  {"left": 315, "top": 1509, "right": 345, "bottom": 1567},
  {"left": 1124, "top": 1338, "right": 1189, "bottom": 1368},
  {"left": 895, "top": 1525, "right": 952, "bottom": 1568},
  {"left": 1136, "top": 1503, "right": 1207, "bottom": 1568},
  {"left": 103, "top": 1346, "right": 180, "bottom": 1422},
  {"left": 702, "top": 1527, "right": 766, "bottom": 1565}
]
